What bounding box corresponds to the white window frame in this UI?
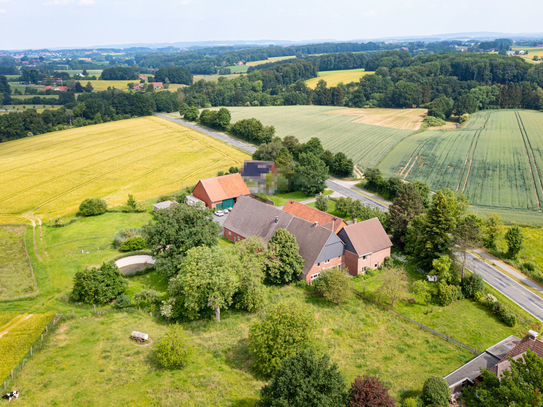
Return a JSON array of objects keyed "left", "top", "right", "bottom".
[
  {"left": 362, "top": 255, "right": 367, "bottom": 261},
  {"left": 375, "top": 262, "right": 379, "bottom": 268},
  {"left": 311, "top": 272, "right": 320, "bottom": 281},
  {"left": 317, "top": 262, "right": 321, "bottom": 267},
  {"left": 362, "top": 266, "right": 367, "bottom": 272},
  {"left": 325, "top": 259, "right": 330, "bottom": 264}
]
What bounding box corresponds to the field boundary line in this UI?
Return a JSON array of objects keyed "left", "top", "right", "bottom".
[
  {"left": 403, "top": 141, "right": 429, "bottom": 179},
  {"left": 461, "top": 115, "right": 488, "bottom": 194},
  {"left": 456, "top": 129, "right": 478, "bottom": 192},
  {"left": 515, "top": 111, "right": 543, "bottom": 210},
  {"left": 399, "top": 141, "right": 425, "bottom": 176},
  {"left": 353, "top": 290, "right": 482, "bottom": 356}
]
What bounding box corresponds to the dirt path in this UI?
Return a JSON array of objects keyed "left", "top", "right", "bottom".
[
  {"left": 38, "top": 217, "right": 43, "bottom": 243},
  {"left": 25, "top": 217, "right": 43, "bottom": 262}
]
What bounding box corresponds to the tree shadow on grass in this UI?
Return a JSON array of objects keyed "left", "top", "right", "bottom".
[
  {"left": 231, "top": 397, "right": 259, "bottom": 407},
  {"left": 223, "top": 337, "right": 270, "bottom": 381}
]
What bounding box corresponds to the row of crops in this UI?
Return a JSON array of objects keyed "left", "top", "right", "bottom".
[
  {"left": 226, "top": 106, "right": 414, "bottom": 168},
  {"left": 0, "top": 312, "right": 55, "bottom": 380},
  {"left": 379, "top": 110, "right": 543, "bottom": 212}
]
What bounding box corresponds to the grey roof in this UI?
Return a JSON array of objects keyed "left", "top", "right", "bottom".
[
  {"left": 486, "top": 335, "right": 521, "bottom": 359},
  {"left": 223, "top": 195, "right": 342, "bottom": 275},
  {"left": 315, "top": 233, "right": 345, "bottom": 264},
  {"left": 153, "top": 200, "right": 175, "bottom": 211},
  {"left": 444, "top": 353, "right": 500, "bottom": 387}
]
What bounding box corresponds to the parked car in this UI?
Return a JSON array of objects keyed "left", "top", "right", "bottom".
[{"left": 214, "top": 210, "right": 224, "bottom": 217}]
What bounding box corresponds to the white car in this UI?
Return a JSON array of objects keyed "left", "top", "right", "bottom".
[{"left": 214, "top": 210, "right": 224, "bottom": 217}]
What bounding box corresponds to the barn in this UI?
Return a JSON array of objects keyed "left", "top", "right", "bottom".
[{"left": 192, "top": 173, "right": 250, "bottom": 210}]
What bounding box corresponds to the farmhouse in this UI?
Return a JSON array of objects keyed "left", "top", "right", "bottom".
[
  {"left": 444, "top": 331, "right": 543, "bottom": 398},
  {"left": 42, "top": 86, "right": 67, "bottom": 92},
  {"left": 240, "top": 160, "right": 277, "bottom": 193},
  {"left": 223, "top": 195, "right": 345, "bottom": 283},
  {"left": 192, "top": 173, "right": 250, "bottom": 209},
  {"left": 223, "top": 195, "right": 391, "bottom": 282},
  {"left": 338, "top": 218, "right": 392, "bottom": 275},
  {"left": 148, "top": 82, "right": 163, "bottom": 90}
]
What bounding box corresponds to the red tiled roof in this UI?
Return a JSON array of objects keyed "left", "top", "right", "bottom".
[
  {"left": 198, "top": 173, "right": 250, "bottom": 203},
  {"left": 282, "top": 199, "right": 346, "bottom": 234},
  {"left": 491, "top": 334, "right": 543, "bottom": 378}
]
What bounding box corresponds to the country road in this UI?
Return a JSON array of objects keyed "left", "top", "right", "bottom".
[{"left": 156, "top": 111, "right": 543, "bottom": 321}]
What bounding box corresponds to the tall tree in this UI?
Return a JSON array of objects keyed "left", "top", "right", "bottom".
[
  {"left": 505, "top": 225, "right": 524, "bottom": 259},
  {"left": 387, "top": 183, "right": 425, "bottom": 247},
  {"left": 454, "top": 215, "right": 481, "bottom": 279},
  {"left": 267, "top": 229, "right": 305, "bottom": 284},
  {"left": 483, "top": 213, "right": 502, "bottom": 251},
  {"left": 258, "top": 349, "right": 348, "bottom": 407},
  {"left": 377, "top": 267, "right": 408, "bottom": 307},
  {"left": 168, "top": 246, "right": 239, "bottom": 323},
  {"left": 295, "top": 152, "right": 329, "bottom": 196}
]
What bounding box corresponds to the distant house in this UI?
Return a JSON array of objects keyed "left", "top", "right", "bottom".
[
  {"left": 132, "top": 83, "right": 141, "bottom": 90},
  {"left": 538, "top": 44, "right": 543, "bottom": 47},
  {"left": 223, "top": 195, "right": 345, "bottom": 283},
  {"left": 237, "top": 61, "right": 244, "bottom": 65},
  {"left": 42, "top": 86, "right": 67, "bottom": 92},
  {"left": 338, "top": 218, "right": 392, "bottom": 275},
  {"left": 148, "top": 82, "right": 163, "bottom": 90},
  {"left": 21, "top": 61, "right": 29, "bottom": 65},
  {"left": 240, "top": 160, "right": 277, "bottom": 194},
  {"left": 444, "top": 330, "right": 543, "bottom": 401},
  {"left": 192, "top": 173, "right": 250, "bottom": 209},
  {"left": 506, "top": 51, "right": 516, "bottom": 56},
  {"left": 76, "top": 73, "right": 85, "bottom": 77},
  {"left": 138, "top": 75, "right": 147, "bottom": 80}
]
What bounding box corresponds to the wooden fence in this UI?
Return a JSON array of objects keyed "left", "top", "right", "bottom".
[{"left": 353, "top": 290, "right": 483, "bottom": 356}]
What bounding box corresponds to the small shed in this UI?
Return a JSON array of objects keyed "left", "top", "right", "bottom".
[
  {"left": 152, "top": 200, "right": 175, "bottom": 212},
  {"left": 185, "top": 195, "right": 205, "bottom": 207}
]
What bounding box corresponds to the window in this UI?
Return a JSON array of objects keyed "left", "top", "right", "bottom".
[
  {"left": 311, "top": 272, "right": 320, "bottom": 281},
  {"left": 228, "top": 231, "right": 231, "bottom": 235},
  {"left": 362, "top": 267, "right": 367, "bottom": 273},
  {"left": 375, "top": 263, "right": 379, "bottom": 268},
  {"left": 338, "top": 256, "right": 341, "bottom": 260},
  {"left": 362, "top": 255, "right": 366, "bottom": 261},
  {"left": 325, "top": 259, "right": 330, "bottom": 264}
]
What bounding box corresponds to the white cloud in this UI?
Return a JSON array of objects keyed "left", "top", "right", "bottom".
[
  {"left": 78, "top": 0, "right": 96, "bottom": 5},
  {"left": 43, "top": 0, "right": 73, "bottom": 5},
  {"left": 0, "top": 8, "right": 5, "bottom": 13},
  {"left": 0, "top": 0, "right": 11, "bottom": 3},
  {"left": 361, "top": 9, "right": 377, "bottom": 17},
  {"left": 180, "top": 0, "right": 191, "bottom": 4}
]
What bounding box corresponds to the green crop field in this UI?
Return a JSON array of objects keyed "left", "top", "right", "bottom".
[
  {"left": 0, "top": 312, "right": 54, "bottom": 381},
  {"left": 306, "top": 69, "right": 374, "bottom": 89},
  {"left": 224, "top": 106, "right": 414, "bottom": 168},
  {"left": 0, "top": 225, "right": 36, "bottom": 301},
  {"left": 0, "top": 116, "right": 249, "bottom": 222},
  {"left": 53, "top": 69, "right": 103, "bottom": 76},
  {"left": 379, "top": 110, "right": 543, "bottom": 222}
]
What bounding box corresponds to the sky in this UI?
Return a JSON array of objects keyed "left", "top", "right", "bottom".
[{"left": 1, "top": 0, "right": 543, "bottom": 50}]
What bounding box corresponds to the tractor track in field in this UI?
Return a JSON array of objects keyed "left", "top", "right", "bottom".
[
  {"left": 456, "top": 129, "right": 479, "bottom": 192},
  {"left": 515, "top": 111, "right": 543, "bottom": 211},
  {"left": 400, "top": 140, "right": 428, "bottom": 178},
  {"left": 460, "top": 115, "right": 488, "bottom": 194}
]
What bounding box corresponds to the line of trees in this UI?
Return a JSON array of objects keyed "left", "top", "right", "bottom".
[{"left": 100, "top": 66, "right": 138, "bottom": 80}]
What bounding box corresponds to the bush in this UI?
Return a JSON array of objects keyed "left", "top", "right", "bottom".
[
  {"left": 134, "top": 201, "right": 147, "bottom": 212},
  {"left": 349, "top": 375, "right": 395, "bottom": 407},
  {"left": 156, "top": 324, "right": 194, "bottom": 368},
  {"left": 459, "top": 113, "right": 470, "bottom": 124},
  {"left": 421, "top": 376, "right": 449, "bottom": 407},
  {"left": 313, "top": 267, "right": 353, "bottom": 304},
  {"left": 259, "top": 349, "right": 348, "bottom": 407},
  {"left": 157, "top": 195, "right": 172, "bottom": 203},
  {"left": 521, "top": 261, "right": 536, "bottom": 272},
  {"left": 497, "top": 308, "right": 517, "bottom": 327},
  {"left": 113, "top": 227, "right": 142, "bottom": 248},
  {"left": 474, "top": 291, "right": 484, "bottom": 303},
  {"left": 402, "top": 398, "right": 417, "bottom": 407},
  {"left": 134, "top": 288, "right": 161, "bottom": 304},
  {"left": 437, "top": 283, "right": 463, "bottom": 306},
  {"left": 423, "top": 116, "right": 446, "bottom": 127},
  {"left": 184, "top": 106, "right": 199, "bottom": 121},
  {"left": 381, "top": 256, "right": 394, "bottom": 269},
  {"left": 248, "top": 300, "right": 317, "bottom": 376},
  {"left": 71, "top": 262, "right": 128, "bottom": 305},
  {"left": 461, "top": 272, "right": 484, "bottom": 298},
  {"left": 79, "top": 198, "right": 107, "bottom": 216},
  {"left": 114, "top": 293, "right": 132, "bottom": 308},
  {"left": 120, "top": 236, "right": 146, "bottom": 252}
]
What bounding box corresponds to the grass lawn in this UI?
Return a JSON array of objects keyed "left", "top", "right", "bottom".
[
  {"left": 10, "top": 285, "right": 475, "bottom": 405},
  {"left": 0, "top": 225, "right": 36, "bottom": 301},
  {"left": 125, "top": 271, "right": 169, "bottom": 298},
  {"left": 255, "top": 190, "right": 332, "bottom": 206}
]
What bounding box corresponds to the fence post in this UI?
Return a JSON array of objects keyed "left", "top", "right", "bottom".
[
  {"left": 72, "top": 310, "right": 74, "bottom": 317},
  {"left": 30, "top": 346, "right": 32, "bottom": 356},
  {"left": 150, "top": 311, "right": 152, "bottom": 317},
  {"left": 94, "top": 304, "right": 96, "bottom": 313},
  {"left": 41, "top": 334, "right": 43, "bottom": 341},
  {"left": 45, "top": 326, "right": 48, "bottom": 334}
]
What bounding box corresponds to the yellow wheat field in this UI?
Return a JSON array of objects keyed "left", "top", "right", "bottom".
[
  {"left": 306, "top": 70, "right": 374, "bottom": 89},
  {"left": 324, "top": 108, "right": 427, "bottom": 130},
  {"left": 0, "top": 117, "right": 249, "bottom": 221}
]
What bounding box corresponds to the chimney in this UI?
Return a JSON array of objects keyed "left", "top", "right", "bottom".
[
  {"left": 528, "top": 330, "right": 539, "bottom": 341},
  {"left": 314, "top": 221, "right": 319, "bottom": 226},
  {"left": 353, "top": 218, "right": 357, "bottom": 224},
  {"left": 274, "top": 216, "right": 279, "bottom": 224}
]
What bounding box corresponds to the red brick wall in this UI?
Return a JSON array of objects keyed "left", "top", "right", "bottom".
[
  {"left": 344, "top": 250, "right": 359, "bottom": 276},
  {"left": 224, "top": 228, "right": 244, "bottom": 243},
  {"left": 192, "top": 182, "right": 213, "bottom": 209},
  {"left": 344, "top": 247, "right": 391, "bottom": 275},
  {"left": 305, "top": 255, "right": 344, "bottom": 284}
]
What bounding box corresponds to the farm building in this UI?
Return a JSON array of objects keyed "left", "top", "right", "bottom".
[
  {"left": 240, "top": 160, "right": 277, "bottom": 193},
  {"left": 192, "top": 173, "right": 250, "bottom": 209},
  {"left": 223, "top": 195, "right": 391, "bottom": 282},
  {"left": 148, "top": 82, "right": 163, "bottom": 90},
  {"left": 337, "top": 218, "right": 392, "bottom": 275},
  {"left": 42, "top": 86, "right": 67, "bottom": 92},
  {"left": 185, "top": 195, "right": 205, "bottom": 207},
  {"left": 152, "top": 200, "right": 176, "bottom": 212},
  {"left": 444, "top": 331, "right": 543, "bottom": 401}
]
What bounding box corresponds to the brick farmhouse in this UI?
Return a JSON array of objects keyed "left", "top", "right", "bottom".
[
  {"left": 223, "top": 195, "right": 391, "bottom": 283},
  {"left": 192, "top": 173, "right": 250, "bottom": 210}
]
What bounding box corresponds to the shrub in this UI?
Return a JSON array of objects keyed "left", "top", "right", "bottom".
[
  {"left": 114, "top": 293, "right": 132, "bottom": 308},
  {"left": 402, "top": 398, "right": 417, "bottom": 407},
  {"left": 134, "top": 288, "right": 161, "bottom": 304},
  {"left": 437, "top": 283, "right": 463, "bottom": 306},
  {"left": 497, "top": 308, "right": 517, "bottom": 327},
  {"left": 315, "top": 194, "right": 329, "bottom": 212},
  {"left": 349, "top": 375, "right": 395, "bottom": 407},
  {"left": 120, "top": 236, "right": 146, "bottom": 252},
  {"left": 127, "top": 194, "right": 136, "bottom": 210},
  {"left": 79, "top": 198, "right": 107, "bottom": 216},
  {"left": 461, "top": 272, "right": 484, "bottom": 298},
  {"left": 474, "top": 291, "right": 484, "bottom": 303},
  {"left": 423, "top": 116, "right": 446, "bottom": 127},
  {"left": 521, "top": 261, "right": 536, "bottom": 272},
  {"left": 484, "top": 293, "right": 497, "bottom": 307},
  {"left": 134, "top": 201, "right": 147, "bottom": 212},
  {"left": 313, "top": 267, "right": 353, "bottom": 304},
  {"left": 71, "top": 262, "right": 128, "bottom": 305},
  {"left": 421, "top": 376, "right": 449, "bottom": 407},
  {"left": 248, "top": 300, "right": 317, "bottom": 376},
  {"left": 156, "top": 324, "right": 194, "bottom": 368},
  {"left": 459, "top": 113, "right": 470, "bottom": 124},
  {"left": 113, "top": 228, "right": 143, "bottom": 248},
  {"left": 157, "top": 195, "right": 172, "bottom": 203},
  {"left": 381, "top": 256, "right": 394, "bottom": 269},
  {"left": 259, "top": 349, "right": 348, "bottom": 407}
]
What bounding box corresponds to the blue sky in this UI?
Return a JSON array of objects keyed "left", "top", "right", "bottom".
[{"left": 0, "top": 0, "right": 542, "bottom": 50}]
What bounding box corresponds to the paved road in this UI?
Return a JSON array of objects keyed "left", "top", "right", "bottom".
[
  {"left": 326, "top": 179, "right": 389, "bottom": 211},
  {"left": 154, "top": 113, "right": 256, "bottom": 154},
  {"left": 465, "top": 252, "right": 543, "bottom": 321}
]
